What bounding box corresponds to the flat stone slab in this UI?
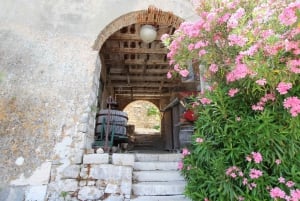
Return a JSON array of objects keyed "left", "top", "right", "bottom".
[
  {"left": 135, "top": 154, "right": 182, "bottom": 162},
  {"left": 130, "top": 195, "right": 191, "bottom": 201},
  {"left": 134, "top": 162, "right": 178, "bottom": 171},
  {"left": 132, "top": 181, "right": 186, "bottom": 196},
  {"left": 133, "top": 170, "right": 184, "bottom": 182},
  {"left": 83, "top": 153, "right": 109, "bottom": 164}
]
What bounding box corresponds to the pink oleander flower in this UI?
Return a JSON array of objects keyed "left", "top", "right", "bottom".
[
  {"left": 236, "top": 116, "right": 241, "bottom": 121},
  {"left": 226, "top": 63, "right": 249, "bottom": 82},
  {"left": 167, "top": 71, "right": 172, "bottom": 79},
  {"left": 200, "top": 98, "right": 212, "bottom": 105},
  {"left": 288, "top": 59, "right": 300, "bottom": 74},
  {"left": 270, "top": 187, "right": 286, "bottom": 199},
  {"left": 286, "top": 181, "right": 295, "bottom": 188},
  {"left": 228, "top": 88, "right": 239, "bottom": 97},
  {"left": 252, "top": 152, "right": 263, "bottom": 163},
  {"left": 249, "top": 169, "right": 263, "bottom": 179},
  {"left": 278, "top": 6, "right": 297, "bottom": 26},
  {"left": 238, "top": 196, "right": 245, "bottom": 201},
  {"left": 275, "top": 159, "right": 281, "bottom": 165},
  {"left": 160, "top": 33, "right": 170, "bottom": 41},
  {"left": 196, "top": 138, "right": 204, "bottom": 143},
  {"left": 252, "top": 105, "right": 264, "bottom": 111},
  {"left": 276, "top": 82, "right": 292, "bottom": 94},
  {"left": 179, "top": 69, "right": 190, "bottom": 77},
  {"left": 182, "top": 148, "right": 190, "bottom": 156},
  {"left": 278, "top": 177, "right": 285, "bottom": 183},
  {"left": 188, "top": 43, "right": 195, "bottom": 51},
  {"left": 228, "top": 34, "right": 248, "bottom": 47},
  {"left": 209, "top": 63, "right": 218, "bottom": 73},
  {"left": 291, "top": 189, "right": 300, "bottom": 200},
  {"left": 198, "top": 49, "right": 207, "bottom": 56},
  {"left": 283, "top": 97, "right": 300, "bottom": 117},
  {"left": 178, "top": 161, "right": 184, "bottom": 170},
  {"left": 256, "top": 78, "right": 267, "bottom": 86},
  {"left": 243, "top": 178, "right": 248, "bottom": 185}
]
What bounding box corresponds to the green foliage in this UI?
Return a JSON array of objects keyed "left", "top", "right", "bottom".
[
  {"left": 181, "top": 85, "right": 300, "bottom": 200},
  {"left": 60, "top": 191, "right": 68, "bottom": 200},
  {"left": 147, "top": 106, "right": 160, "bottom": 116},
  {"left": 153, "top": 125, "right": 160, "bottom": 130}
]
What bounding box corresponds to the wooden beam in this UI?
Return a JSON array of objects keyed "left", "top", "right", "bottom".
[
  {"left": 104, "top": 59, "right": 169, "bottom": 65},
  {"left": 111, "top": 82, "right": 179, "bottom": 88},
  {"left": 104, "top": 47, "right": 168, "bottom": 54},
  {"left": 110, "top": 68, "right": 168, "bottom": 74},
  {"left": 110, "top": 75, "right": 169, "bottom": 82}
]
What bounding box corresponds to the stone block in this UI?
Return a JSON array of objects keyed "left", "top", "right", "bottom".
[
  {"left": 83, "top": 153, "right": 109, "bottom": 164},
  {"left": 78, "top": 123, "right": 88, "bottom": 133},
  {"left": 25, "top": 185, "right": 47, "bottom": 201},
  {"left": 60, "top": 179, "right": 78, "bottom": 192},
  {"left": 104, "top": 194, "right": 124, "bottom": 201},
  {"left": 87, "top": 180, "right": 96, "bottom": 186},
  {"left": 89, "top": 164, "right": 132, "bottom": 182},
  {"left": 62, "top": 165, "right": 80, "bottom": 179},
  {"left": 112, "top": 153, "right": 134, "bottom": 167},
  {"left": 78, "top": 186, "right": 104, "bottom": 200},
  {"left": 105, "top": 183, "right": 119, "bottom": 194},
  {"left": 70, "top": 151, "right": 84, "bottom": 164}
]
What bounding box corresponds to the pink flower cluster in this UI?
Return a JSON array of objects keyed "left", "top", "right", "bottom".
[
  {"left": 199, "top": 98, "right": 212, "bottom": 105},
  {"left": 252, "top": 93, "right": 276, "bottom": 111},
  {"left": 182, "top": 148, "right": 190, "bottom": 156},
  {"left": 226, "top": 166, "right": 243, "bottom": 179},
  {"left": 255, "top": 78, "right": 267, "bottom": 86},
  {"left": 288, "top": 59, "right": 300, "bottom": 74},
  {"left": 276, "top": 82, "right": 293, "bottom": 95},
  {"left": 196, "top": 137, "right": 204, "bottom": 143},
  {"left": 226, "top": 63, "right": 250, "bottom": 83},
  {"left": 246, "top": 152, "right": 263, "bottom": 163},
  {"left": 249, "top": 169, "right": 263, "bottom": 179},
  {"left": 270, "top": 187, "right": 300, "bottom": 201},
  {"left": 283, "top": 97, "right": 300, "bottom": 117},
  {"left": 278, "top": 1, "right": 300, "bottom": 26},
  {"left": 228, "top": 88, "right": 239, "bottom": 97}
]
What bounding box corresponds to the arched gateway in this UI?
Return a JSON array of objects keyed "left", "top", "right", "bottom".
[{"left": 0, "top": 1, "right": 199, "bottom": 200}]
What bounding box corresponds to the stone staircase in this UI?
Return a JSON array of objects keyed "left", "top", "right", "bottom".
[{"left": 131, "top": 153, "right": 191, "bottom": 201}]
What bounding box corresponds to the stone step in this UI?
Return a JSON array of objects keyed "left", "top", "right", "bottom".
[
  {"left": 134, "top": 162, "right": 178, "bottom": 171},
  {"left": 130, "top": 195, "right": 191, "bottom": 201},
  {"left": 135, "top": 153, "right": 182, "bottom": 162},
  {"left": 132, "top": 181, "right": 186, "bottom": 196},
  {"left": 133, "top": 170, "right": 184, "bottom": 182}
]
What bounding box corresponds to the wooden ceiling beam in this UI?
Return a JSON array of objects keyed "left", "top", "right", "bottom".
[
  {"left": 104, "top": 47, "right": 168, "bottom": 54},
  {"left": 111, "top": 82, "right": 179, "bottom": 88},
  {"left": 104, "top": 59, "right": 169, "bottom": 65},
  {"left": 109, "top": 75, "right": 171, "bottom": 82}
]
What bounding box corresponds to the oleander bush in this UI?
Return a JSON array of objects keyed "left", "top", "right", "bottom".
[{"left": 163, "top": 0, "right": 300, "bottom": 200}]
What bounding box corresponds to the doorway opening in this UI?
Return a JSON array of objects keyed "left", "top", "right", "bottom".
[{"left": 123, "top": 100, "right": 162, "bottom": 151}]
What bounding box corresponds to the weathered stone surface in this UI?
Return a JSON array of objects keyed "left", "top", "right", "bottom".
[
  {"left": 79, "top": 166, "right": 89, "bottom": 179},
  {"left": 78, "top": 186, "right": 103, "bottom": 200},
  {"left": 10, "top": 161, "right": 52, "bottom": 186},
  {"left": 62, "top": 165, "right": 80, "bottom": 179},
  {"left": 96, "top": 148, "right": 104, "bottom": 154},
  {"left": 0, "top": 186, "right": 25, "bottom": 201},
  {"left": 112, "top": 154, "right": 134, "bottom": 167},
  {"left": 105, "top": 183, "right": 119, "bottom": 194},
  {"left": 89, "top": 164, "right": 132, "bottom": 181},
  {"left": 25, "top": 185, "right": 48, "bottom": 201},
  {"left": 83, "top": 153, "right": 109, "bottom": 164},
  {"left": 60, "top": 179, "right": 78, "bottom": 192},
  {"left": 87, "top": 180, "right": 96, "bottom": 186},
  {"left": 104, "top": 194, "right": 124, "bottom": 201}
]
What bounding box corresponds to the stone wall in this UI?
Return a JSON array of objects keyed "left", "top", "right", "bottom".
[
  {"left": 47, "top": 151, "right": 134, "bottom": 201},
  {"left": 0, "top": 0, "right": 198, "bottom": 199}
]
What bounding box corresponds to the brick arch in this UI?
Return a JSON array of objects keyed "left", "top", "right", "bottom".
[{"left": 92, "top": 10, "right": 183, "bottom": 51}]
